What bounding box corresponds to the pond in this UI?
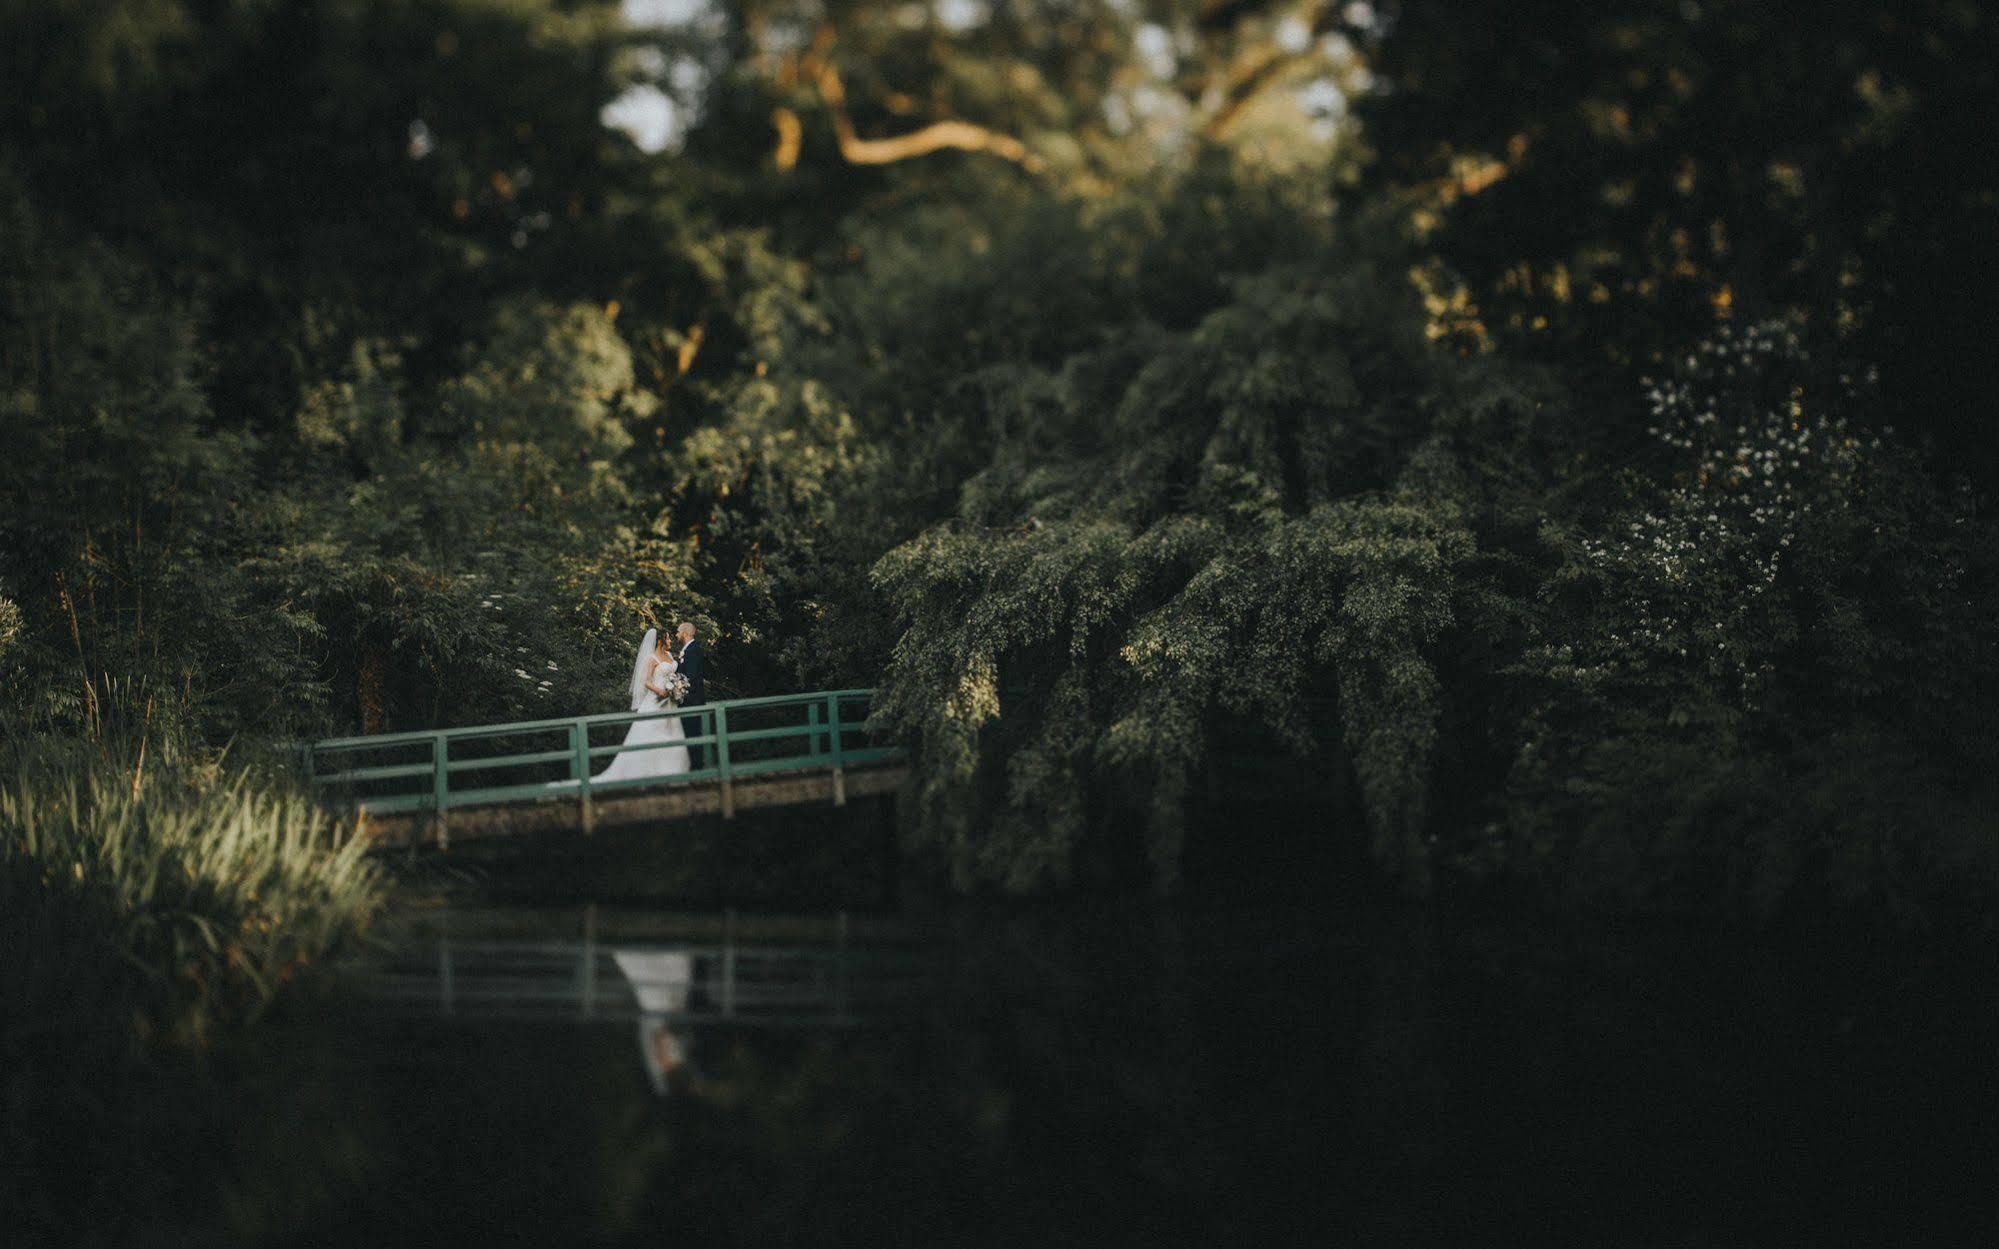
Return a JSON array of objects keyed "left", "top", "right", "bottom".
[{"left": 47, "top": 879, "right": 1999, "bottom": 1247}]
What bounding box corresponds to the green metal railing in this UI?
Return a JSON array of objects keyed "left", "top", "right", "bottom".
[{"left": 303, "top": 689, "right": 898, "bottom": 828}]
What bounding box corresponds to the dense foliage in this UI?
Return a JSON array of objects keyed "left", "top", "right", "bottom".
[{"left": 2, "top": 0, "right": 1994, "bottom": 922}]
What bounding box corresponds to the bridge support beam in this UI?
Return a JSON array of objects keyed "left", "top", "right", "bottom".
[{"left": 832, "top": 766, "right": 847, "bottom": 808}]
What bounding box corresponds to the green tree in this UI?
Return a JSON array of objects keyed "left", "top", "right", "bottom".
[
  {"left": 1354, "top": 0, "right": 1999, "bottom": 481},
  {"left": 1493, "top": 321, "right": 1999, "bottom": 918}
]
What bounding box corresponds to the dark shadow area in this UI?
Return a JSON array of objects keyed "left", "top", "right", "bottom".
[{"left": 30, "top": 892, "right": 1997, "bottom": 1247}]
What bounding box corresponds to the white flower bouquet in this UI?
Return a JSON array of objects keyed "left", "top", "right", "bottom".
[{"left": 660, "top": 672, "right": 691, "bottom": 705}]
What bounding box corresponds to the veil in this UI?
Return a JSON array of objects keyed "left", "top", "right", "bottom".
[{"left": 628, "top": 627, "right": 659, "bottom": 711}]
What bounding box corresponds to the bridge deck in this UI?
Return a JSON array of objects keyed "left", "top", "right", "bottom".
[{"left": 361, "top": 761, "right": 907, "bottom": 849}]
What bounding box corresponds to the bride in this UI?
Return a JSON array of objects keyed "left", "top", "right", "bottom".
[{"left": 593, "top": 627, "right": 691, "bottom": 783}]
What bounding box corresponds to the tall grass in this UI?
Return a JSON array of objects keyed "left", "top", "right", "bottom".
[
  {"left": 0, "top": 736, "right": 383, "bottom": 1053},
  {"left": 1, "top": 734, "right": 385, "bottom": 1240}
]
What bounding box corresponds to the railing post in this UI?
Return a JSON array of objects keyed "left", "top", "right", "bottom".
[
  {"left": 571, "top": 720, "right": 594, "bottom": 836},
  {"left": 826, "top": 694, "right": 846, "bottom": 807},
  {"left": 431, "top": 734, "right": 450, "bottom": 850},
  {"left": 807, "top": 702, "right": 822, "bottom": 758},
  {"left": 715, "top": 703, "right": 734, "bottom": 819}
]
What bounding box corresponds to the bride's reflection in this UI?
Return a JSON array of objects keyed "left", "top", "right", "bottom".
[{"left": 612, "top": 948, "right": 709, "bottom": 1095}]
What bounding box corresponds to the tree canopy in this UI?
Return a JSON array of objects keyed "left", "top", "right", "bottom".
[{"left": 3, "top": 0, "right": 1994, "bottom": 922}]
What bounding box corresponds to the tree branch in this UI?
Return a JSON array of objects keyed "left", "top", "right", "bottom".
[
  {"left": 1201, "top": 44, "right": 1300, "bottom": 138},
  {"left": 770, "top": 105, "right": 803, "bottom": 172},
  {"left": 810, "top": 46, "right": 1045, "bottom": 174}
]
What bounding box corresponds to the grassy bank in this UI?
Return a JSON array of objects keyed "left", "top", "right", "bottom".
[{"left": 0, "top": 735, "right": 385, "bottom": 1240}]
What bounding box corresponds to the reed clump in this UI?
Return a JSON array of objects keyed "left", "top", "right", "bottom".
[
  {"left": 0, "top": 735, "right": 386, "bottom": 1242},
  {"left": 0, "top": 736, "right": 384, "bottom": 1058}
]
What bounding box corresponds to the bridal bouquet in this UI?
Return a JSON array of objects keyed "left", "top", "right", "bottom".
[{"left": 660, "top": 672, "right": 691, "bottom": 706}]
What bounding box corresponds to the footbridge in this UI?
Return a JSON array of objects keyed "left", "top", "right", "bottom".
[{"left": 303, "top": 690, "right": 904, "bottom": 850}]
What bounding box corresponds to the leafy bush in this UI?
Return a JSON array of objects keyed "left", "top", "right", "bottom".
[
  {"left": 0, "top": 591, "right": 20, "bottom": 660},
  {"left": 1488, "top": 322, "right": 1999, "bottom": 919}
]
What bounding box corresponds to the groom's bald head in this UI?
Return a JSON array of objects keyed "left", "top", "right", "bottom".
[{"left": 676, "top": 621, "right": 696, "bottom": 642}]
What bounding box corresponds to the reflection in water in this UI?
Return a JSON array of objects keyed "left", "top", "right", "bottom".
[
  {"left": 363, "top": 908, "right": 930, "bottom": 1097},
  {"left": 614, "top": 948, "right": 702, "bottom": 1093}
]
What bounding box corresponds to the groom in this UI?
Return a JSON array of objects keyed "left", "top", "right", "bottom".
[{"left": 675, "top": 621, "right": 708, "bottom": 768}]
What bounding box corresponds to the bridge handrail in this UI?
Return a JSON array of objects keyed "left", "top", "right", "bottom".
[
  {"left": 307, "top": 688, "right": 881, "bottom": 752},
  {"left": 302, "top": 687, "right": 898, "bottom": 822}
]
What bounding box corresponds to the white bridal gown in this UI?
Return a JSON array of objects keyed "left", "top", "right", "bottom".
[{"left": 593, "top": 658, "right": 691, "bottom": 783}]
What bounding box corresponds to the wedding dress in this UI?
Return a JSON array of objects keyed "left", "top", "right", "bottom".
[
  {"left": 591, "top": 628, "right": 691, "bottom": 783},
  {"left": 541, "top": 629, "right": 690, "bottom": 794}
]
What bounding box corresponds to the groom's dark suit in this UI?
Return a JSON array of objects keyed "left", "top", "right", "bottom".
[{"left": 677, "top": 638, "right": 708, "bottom": 769}]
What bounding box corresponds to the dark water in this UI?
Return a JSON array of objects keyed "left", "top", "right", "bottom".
[{"left": 57, "top": 888, "right": 1999, "bottom": 1247}]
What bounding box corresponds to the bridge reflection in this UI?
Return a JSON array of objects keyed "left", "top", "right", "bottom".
[{"left": 362, "top": 908, "right": 935, "bottom": 1094}]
